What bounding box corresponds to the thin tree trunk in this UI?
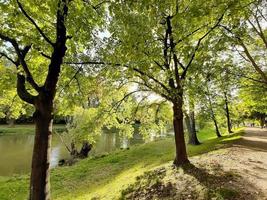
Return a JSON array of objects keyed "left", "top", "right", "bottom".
[
  {"left": 224, "top": 92, "right": 233, "bottom": 133},
  {"left": 207, "top": 91, "right": 221, "bottom": 138},
  {"left": 30, "top": 99, "right": 53, "bottom": 200},
  {"left": 260, "top": 113, "right": 265, "bottom": 128},
  {"left": 173, "top": 101, "right": 189, "bottom": 166},
  {"left": 185, "top": 113, "right": 192, "bottom": 139},
  {"left": 212, "top": 114, "right": 221, "bottom": 138},
  {"left": 188, "top": 103, "right": 200, "bottom": 145},
  {"left": 6, "top": 117, "right": 15, "bottom": 127},
  {"left": 185, "top": 112, "right": 201, "bottom": 145}
]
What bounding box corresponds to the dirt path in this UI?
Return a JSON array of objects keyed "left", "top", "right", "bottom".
[
  {"left": 194, "top": 127, "right": 267, "bottom": 199},
  {"left": 231, "top": 128, "right": 267, "bottom": 198}
]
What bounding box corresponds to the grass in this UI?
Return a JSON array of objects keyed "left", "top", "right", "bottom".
[
  {"left": 0, "top": 127, "right": 244, "bottom": 200},
  {"left": 0, "top": 124, "right": 66, "bottom": 135}
]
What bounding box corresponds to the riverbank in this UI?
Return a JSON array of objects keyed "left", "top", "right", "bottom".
[
  {"left": 0, "top": 124, "right": 66, "bottom": 135},
  {"left": 0, "top": 128, "right": 244, "bottom": 200}
]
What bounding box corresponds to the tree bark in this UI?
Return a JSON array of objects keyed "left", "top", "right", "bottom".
[
  {"left": 172, "top": 101, "right": 189, "bottom": 166},
  {"left": 224, "top": 92, "right": 233, "bottom": 134},
  {"left": 30, "top": 97, "right": 53, "bottom": 200}
]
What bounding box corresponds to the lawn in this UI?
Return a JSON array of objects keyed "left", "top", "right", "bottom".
[
  {"left": 0, "top": 124, "right": 66, "bottom": 135},
  {"left": 0, "top": 127, "right": 244, "bottom": 200}
]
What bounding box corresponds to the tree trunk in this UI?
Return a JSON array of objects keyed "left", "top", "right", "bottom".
[
  {"left": 185, "top": 112, "right": 200, "bottom": 145},
  {"left": 207, "top": 90, "right": 221, "bottom": 138},
  {"left": 79, "top": 141, "right": 92, "bottom": 158},
  {"left": 30, "top": 98, "right": 53, "bottom": 200},
  {"left": 185, "top": 113, "right": 192, "bottom": 138},
  {"left": 260, "top": 114, "right": 265, "bottom": 128},
  {"left": 172, "top": 101, "right": 189, "bottom": 166},
  {"left": 6, "top": 117, "right": 15, "bottom": 127},
  {"left": 212, "top": 115, "right": 221, "bottom": 138},
  {"left": 189, "top": 108, "right": 200, "bottom": 145},
  {"left": 224, "top": 92, "right": 233, "bottom": 134}
]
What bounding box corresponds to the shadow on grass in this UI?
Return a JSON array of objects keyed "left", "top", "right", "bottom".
[
  {"left": 181, "top": 163, "right": 259, "bottom": 200},
  {"left": 120, "top": 162, "right": 259, "bottom": 200},
  {"left": 234, "top": 138, "right": 267, "bottom": 152},
  {"left": 188, "top": 130, "right": 245, "bottom": 157}
]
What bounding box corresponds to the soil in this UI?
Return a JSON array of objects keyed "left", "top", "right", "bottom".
[{"left": 121, "top": 127, "right": 267, "bottom": 200}]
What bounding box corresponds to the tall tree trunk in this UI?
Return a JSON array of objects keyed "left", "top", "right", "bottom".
[
  {"left": 260, "top": 113, "right": 266, "bottom": 128},
  {"left": 207, "top": 91, "right": 221, "bottom": 138},
  {"left": 212, "top": 114, "right": 221, "bottom": 138},
  {"left": 185, "top": 111, "right": 201, "bottom": 145},
  {"left": 188, "top": 101, "right": 200, "bottom": 145},
  {"left": 30, "top": 97, "right": 53, "bottom": 200},
  {"left": 172, "top": 101, "right": 189, "bottom": 166},
  {"left": 185, "top": 113, "right": 192, "bottom": 138},
  {"left": 224, "top": 92, "right": 233, "bottom": 133}
]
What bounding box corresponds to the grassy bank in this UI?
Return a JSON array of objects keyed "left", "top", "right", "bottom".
[
  {"left": 0, "top": 128, "right": 244, "bottom": 200},
  {"left": 0, "top": 124, "right": 66, "bottom": 136}
]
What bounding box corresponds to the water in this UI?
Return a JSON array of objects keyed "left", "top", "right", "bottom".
[{"left": 0, "top": 131, "right": 145, "bottom": 176}]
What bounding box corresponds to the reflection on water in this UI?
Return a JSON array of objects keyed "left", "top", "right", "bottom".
[{"left": 0, "top": 130, "right": 148, "bottom": 176}]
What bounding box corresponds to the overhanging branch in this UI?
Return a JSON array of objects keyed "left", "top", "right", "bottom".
[{"left": 17, "top": 0, "right": 54, "bottom": 46}]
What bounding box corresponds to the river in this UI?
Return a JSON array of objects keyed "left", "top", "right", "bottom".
[{"left": 0, "top": 130, "right": 149, "bottom": 176}]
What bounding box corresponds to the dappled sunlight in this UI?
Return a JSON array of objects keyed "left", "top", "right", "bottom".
[{"left": 73, "top": 164, "right": 159, "bottom": 200}]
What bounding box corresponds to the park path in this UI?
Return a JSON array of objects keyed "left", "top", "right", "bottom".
[
  {"left": 231, "top": 127, "right": 267, "bottom": 198},
  {"left": 192, "top": 127, "right": 267, "bottom": 199}
]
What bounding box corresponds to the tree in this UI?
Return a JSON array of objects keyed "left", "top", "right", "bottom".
[
  {"left": 107, "top": 0, "right": 230, "bottom": 166},
  {"left": 61, "top": 75, "right": 172, "bottom": 157},
  {"left": 0, "top": 0, "right": 105, "bottom": 198},
  {"left": 238, "top": 78, "right": 267, "bottom": 127},
  {"left": 0, "top": 1, "right": 69, "bottom": 198},
  {"left": 220, "top": 0, "right": 267, "bottom": 85}
]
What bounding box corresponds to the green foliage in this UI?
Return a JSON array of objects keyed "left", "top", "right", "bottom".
[
  {"left": 63, "top": 80, "right": 173, "bottom": 147},
  {"left": 0, "top": 64, "right": 32, "bottom": 120}
]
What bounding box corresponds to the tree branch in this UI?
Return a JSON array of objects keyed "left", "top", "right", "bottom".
[
  {"left": 16, "top": 0, "right": 54, "bottom": 46},
  {"left": 17, "top": 74, "right": 36, "bottom": 104},
  {"left": 220, "top": 24, "right": 267, "bottom": 84},
  {"left": 0, "top": 52, "right": 19, "bottom": 66},
  {"left": 44, "top": 0, "right": 69, "bottom": 94},
  {"left": 181, "top": 11, "right": 226, "bottom": 79},
  {"left": 0, "top": 33, "right": 41, "bottom": 92},
  {"left": 132, "top": 67, "right": 170, "bottom": 94}
]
